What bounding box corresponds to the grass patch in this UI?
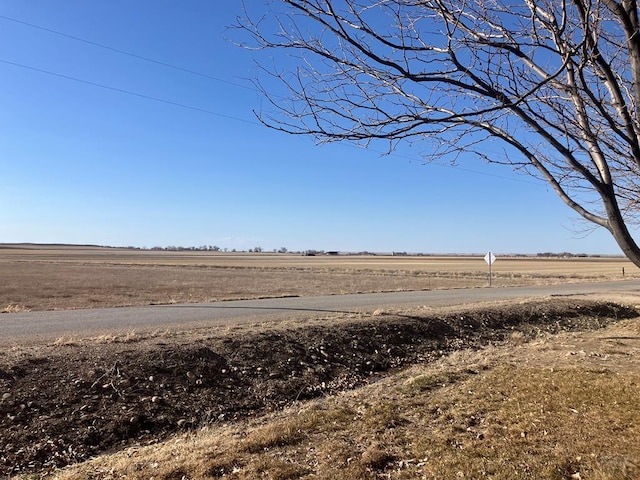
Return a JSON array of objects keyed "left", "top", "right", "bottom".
[
  {"left": 51, "top": 360, "right": 640, "bottom": 479},
  {"left": 242, "top": 422, "right": 307, "bottom": 453},
  {"left": 408, "top": 366, "right": 640, "bottom": 479},
  {"left": 2, "top": 304, "right": 30, "bottom": 313}
]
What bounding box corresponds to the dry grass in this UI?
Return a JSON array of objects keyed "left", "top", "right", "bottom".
[
  {"left": 407, "top": 366, "right": 640, "bottom": 479},
  {"left": 2, "top": 304, "right": 30, "bottom": 313},
  {"left": 52, "top": 329, "right": 179, "bottom": 346},
  {"left": 1, "top": 246, "right": 638, "bottom": 312},
  {"left": 50, "top": 315, "right": 640, "bottom": 480}
]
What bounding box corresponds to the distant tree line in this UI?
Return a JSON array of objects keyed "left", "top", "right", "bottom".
[
  {"left": 536, "top": 252, "right": 594, "bottom": 258},
  {"left": 145, "top": 245, "right": 293, "bottom": 254},
  {"left": 150, "top": 245, "right": 224, "bottom": 252}
]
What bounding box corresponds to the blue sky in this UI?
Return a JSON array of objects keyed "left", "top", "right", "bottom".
[{"left": 0, "top": 1, "right": 626, "bottom": 254}]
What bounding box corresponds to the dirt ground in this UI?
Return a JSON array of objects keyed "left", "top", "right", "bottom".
[{"left": 1, "top": 298, "right": 637, "bottom": 477}]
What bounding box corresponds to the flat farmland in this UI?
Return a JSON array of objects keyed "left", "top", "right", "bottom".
[
  {"left": 1, "top": 245, "right": 637, "bottom": 312},
  {"left": 2, "top": 245, "right": 640, "bottom": 478}
]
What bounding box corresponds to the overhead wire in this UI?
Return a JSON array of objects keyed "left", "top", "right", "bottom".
[
  {"left": 0, "top": 14, "right": 543, "bottom": 186},
  {"left": 0, "top": 58, "right": 260, "bottom": 125},
  {"left": 0, "top": 13, "right": 255, "bottom": 91}
]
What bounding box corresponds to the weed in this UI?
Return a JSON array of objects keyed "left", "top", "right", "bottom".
[
  {"left": 242, "top": 421, "right": 306, "bottom": 453},
  {"left": 2, "top": 304, "right": 30, "bottom": 313}
]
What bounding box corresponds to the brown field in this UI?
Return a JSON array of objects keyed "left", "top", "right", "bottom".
[
  {"left": 2, "top": 245, "right": 640, "bottom": 479},
  {"left": 1, "top": 244, "right": 637, "bottom": 312}
]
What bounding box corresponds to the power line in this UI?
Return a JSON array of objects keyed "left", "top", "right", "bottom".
[
  {"left": 0, "top": 14, "right": 543, "bottom": 185},
  {"left": 0, "top": 13, "right": 256, "bottom": 92},
  {"left": 0, "top": 11, "right": 543, "bottom": 188},
  {"left": 0, "top": 58, "right": 260, "bottom": 125},
  {"left": 1, "top": 57, "right": 541, "bottom": 185}
]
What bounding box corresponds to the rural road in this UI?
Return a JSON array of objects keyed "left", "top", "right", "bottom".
[{"left": 2, "top": 280, "right": 639, "bottom": 344}]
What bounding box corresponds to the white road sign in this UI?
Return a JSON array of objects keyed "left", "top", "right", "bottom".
[{"left": 484, "top": 251, "right": 496, "bottom": 266}]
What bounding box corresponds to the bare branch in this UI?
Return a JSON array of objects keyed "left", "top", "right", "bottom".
[{"left": 237, "top": 0, "right": 640, "bottom": 265}]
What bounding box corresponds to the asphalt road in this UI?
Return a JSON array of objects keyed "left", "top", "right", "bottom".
[{"left": 2, "top": 280, "right": 639, "bottom": 345}]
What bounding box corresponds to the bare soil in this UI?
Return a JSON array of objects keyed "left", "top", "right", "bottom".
[{"left": 1, "top": 298, "right": 636, "bottom": 477}]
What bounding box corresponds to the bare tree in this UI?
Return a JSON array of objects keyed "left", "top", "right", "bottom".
[{"left": 238, "top": 0, "right": 640, "bottom": 265}]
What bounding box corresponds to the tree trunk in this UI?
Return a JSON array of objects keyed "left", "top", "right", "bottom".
[{"left": 602, "top": 191, "right": 640, "bottom": 267}]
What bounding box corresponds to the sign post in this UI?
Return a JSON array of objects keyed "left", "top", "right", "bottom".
[{"left": 484, "top": 251, "right": 496, "bottom": 287}]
